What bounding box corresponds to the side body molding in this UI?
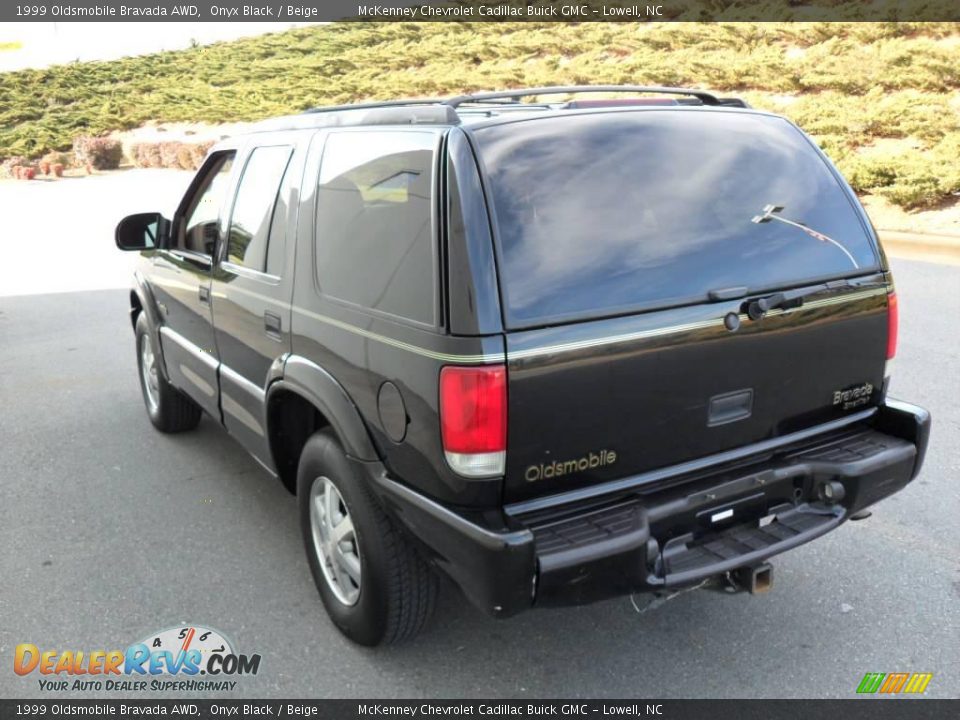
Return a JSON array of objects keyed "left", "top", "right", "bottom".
[{"left": 269, "top": 355, "right": 379, "bottom": 462}]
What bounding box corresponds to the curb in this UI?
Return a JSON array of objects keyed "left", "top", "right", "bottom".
[{"left": 877, "top": 230, "right": 960, "bottom": 266}]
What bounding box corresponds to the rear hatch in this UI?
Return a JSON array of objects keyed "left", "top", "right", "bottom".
[{"left": 471, "top": 109, "right": 892, "bottom": 504}]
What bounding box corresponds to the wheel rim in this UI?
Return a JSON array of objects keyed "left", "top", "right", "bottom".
[
  {"left": 309, "top": 476, "right": 361, "bottom": 606},
  {"left": 140, "top": 335, "right": 160, "bottom": 413}
]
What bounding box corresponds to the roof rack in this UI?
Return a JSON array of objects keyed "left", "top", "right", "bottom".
[
  {"left": 267, "top": 86, "right": 746, "bottom": 133},
  {"left": 303, "top": 97, "right": 446, "bottom": 114},
  {"left": 254, "top": 104, "right": 458, "bottom": 132},
  {"left": 443, "top": 86, "right": 726, "bottom": 107}
]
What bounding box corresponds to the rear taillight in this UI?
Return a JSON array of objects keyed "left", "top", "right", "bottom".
[
  {"left": 887, "top": 292, "right": 899, "bottom": 360},
  {"left": 439, "top": 365, "right": 506, "bottom": 478}
]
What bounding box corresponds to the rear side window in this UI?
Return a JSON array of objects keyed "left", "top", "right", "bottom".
[
  {"left": 474, "top": 111, "right": 879, "bottom": 327},
  {"left": 315, "top": 131, "right": 437, "bottom": 325},
  {"left": 227, "top": 145, "right": 293, "bottom": 274}
]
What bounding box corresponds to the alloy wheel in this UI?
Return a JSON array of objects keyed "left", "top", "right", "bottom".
[{"left": 309, "top": 476, "right": 362, "bottom": 606}]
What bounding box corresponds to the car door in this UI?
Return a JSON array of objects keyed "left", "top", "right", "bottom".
[
  {"left": 151, "top": 149, "right": 237, "bottom": 419},
  {"left": 211, "top": 136, "right": 304, "bottom": 466}
]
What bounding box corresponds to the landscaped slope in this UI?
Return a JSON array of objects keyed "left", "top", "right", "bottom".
[{"left": 2, "top": 22, "right": 959, "bottom": 208}]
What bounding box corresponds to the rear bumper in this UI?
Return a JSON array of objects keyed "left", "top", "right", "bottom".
[{"left": 369, "top": 399, "right": 930, "bottom": 617}]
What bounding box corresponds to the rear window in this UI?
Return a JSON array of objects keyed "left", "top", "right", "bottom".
[{"left": 474, "top": 111, "right": 879, "bottom": 327}]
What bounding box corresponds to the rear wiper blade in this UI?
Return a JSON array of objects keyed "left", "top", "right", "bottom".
[
  {"left": 743, "top": 285, "right": 833, "bottom": 320},
  {"left": 752, "top": 204, "right": 860, "bottom": 269}
]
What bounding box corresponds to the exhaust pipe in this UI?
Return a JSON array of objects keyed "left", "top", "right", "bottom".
[{"left": 732, "top": 562, "right": 774, "bottom": 594}]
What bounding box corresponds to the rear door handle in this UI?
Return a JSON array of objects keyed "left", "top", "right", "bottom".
[
  {"left": 198, "top": 285, "right": 211, "bottom": 304},
  {"left": 264, "top": 311, "right": 282, "bottom": 340}
]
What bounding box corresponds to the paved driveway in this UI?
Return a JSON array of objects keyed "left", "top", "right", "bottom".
[{"left": 0, "top": 172, "right": 957, "bottom": 698}]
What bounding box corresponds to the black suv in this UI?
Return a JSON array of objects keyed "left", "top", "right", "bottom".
[{"left": 116, "top": 86, "right": 930, "bottom": 645}]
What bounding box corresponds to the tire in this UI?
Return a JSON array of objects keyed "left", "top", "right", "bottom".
[
  {"left": 297, "top": 430, "right": 438, "bottom": 645},
  {"left": 135, "top": 313, "right": 202, "bottom": 433}
]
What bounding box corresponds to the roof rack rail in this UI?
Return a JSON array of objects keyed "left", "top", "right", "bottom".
[
  {"left": 296, "top": 86, "right": 746, "bottom": 120},
  {"left": 304, "top": 97, "right": 446, "bottom": 114},
  {"left": 444, "top": 86, "right": 725, "bottom": 107},
  {"left": 255, "top": 103, "right": 457, "bottom": 133},
  {"left": 271, "top": 86, "right": 747, "bottom": 132}
]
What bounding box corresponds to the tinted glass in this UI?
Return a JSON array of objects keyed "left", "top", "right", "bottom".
[
  {"left": 315, "top": 131, "right": 436, "bottom": 324},
  {"left": 179, "top": 153, "right": 234, "bottom": 255},
  {"left": 227, "top": 145, "right": 293, "bottom": 272},
  {"left": 475, "top": 111, "right": 879, "bottom": 327},
  {"left": 266, "top": 154, "right": 293, "bottom": 277}
]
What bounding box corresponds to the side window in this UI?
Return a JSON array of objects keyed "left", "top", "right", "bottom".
[
  {"left": 266, "top": 160, "right": 292, "bottom": 277},
  {"left": 227, "top": 145, "right": 293, "bottom": 274},
  {"left": 315, "top": 131, "right": 437, "bottom": 325},
  {"left": 176, "top": 152, "right": 235, "bottom": 255}
]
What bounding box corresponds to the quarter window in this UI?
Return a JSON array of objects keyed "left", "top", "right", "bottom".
[
  {"left": 314, "top": 131, "right": 437, "bottom": 325},
  {"left": 227, "top": 145, "right": 293, "bottom": 274}
]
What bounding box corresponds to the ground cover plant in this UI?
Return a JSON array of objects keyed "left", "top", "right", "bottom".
[{"left": 1, "top": 21, "right": 958, "bottom": 208}]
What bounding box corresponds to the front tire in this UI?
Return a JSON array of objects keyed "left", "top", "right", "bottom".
[
  {"left": 135, "top": 314, "right": 201, "bottom": 433},
  {"left": 297, "top": 430, "right": 437, "bottom": 645}
]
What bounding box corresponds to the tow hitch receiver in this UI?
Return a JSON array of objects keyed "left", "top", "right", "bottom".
[{"left": 733, "top": 563, "right": 774, "bottom": 594}]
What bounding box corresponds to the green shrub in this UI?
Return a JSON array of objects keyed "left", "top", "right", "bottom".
[
  {"left": 2, "top": 22, "right": 959, "bottom": 208},
  {"left": 41, "top": 150, "right": 72, "bottom": 169},
  {"left": 840, "top": 135, "right": 960, "bottom": 210},
  {"left": 841, "top": 156, "right": 900, "bottom": 191},
  {"left": 878, "top": 173, "right": 944, "bottom": 210}
]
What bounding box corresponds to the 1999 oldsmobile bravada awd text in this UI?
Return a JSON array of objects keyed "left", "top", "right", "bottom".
[{"left": 115, "top": 86, "right": 931, "bottom": 645}]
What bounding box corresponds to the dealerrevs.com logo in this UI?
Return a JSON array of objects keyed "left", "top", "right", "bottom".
[{"left": 14, "top": 625, "right": 261, "bottom": 692}]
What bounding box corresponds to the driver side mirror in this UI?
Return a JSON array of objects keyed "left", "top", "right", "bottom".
[{"left": 115, "top": 212, "right": 170, "bottom": 251}]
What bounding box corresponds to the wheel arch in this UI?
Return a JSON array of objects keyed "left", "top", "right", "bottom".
[
  {"left": 129, "top": 290, "right": 143, "bottom": 329},
  {"left": 266, "top": 355, "right": 379, "bottom": 493},
  {"left": 130, "top": 274, "right": 173, "bottom": 383},
  {"left": 130, "top": 270, "right": 162, "bottom": 331}
]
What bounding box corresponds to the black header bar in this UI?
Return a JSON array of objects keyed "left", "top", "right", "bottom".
[
  {"left": 3, "top": 0, "right": 960, "bottom": 23},
  {"left": 0, "top": 700, "right": 957, "bottom": 720}
]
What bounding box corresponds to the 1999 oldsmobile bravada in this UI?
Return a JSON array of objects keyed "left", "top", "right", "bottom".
[{"left": 116, "top": 86, "right": 931, "bottom": 645}]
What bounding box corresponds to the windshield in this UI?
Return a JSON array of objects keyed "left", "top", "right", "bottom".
[{"left": 474, "top": 110, "right": 879, "bottom": 327}]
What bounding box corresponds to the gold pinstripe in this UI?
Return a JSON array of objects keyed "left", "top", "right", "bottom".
[
  {"left": 508, "top": 317, "right": 721, "bottom": 360},
  {"left": 509, "top": 287, "right": 889, "bottom": 361},
  {"left": 211, "top": 282, "right": 889, "bottom": 365},
  {"left": 292, "top": 306, "right": 505, "bottom": 364},
  {"left": 213, "top": 283, "right": 504, "bottom": 364}
]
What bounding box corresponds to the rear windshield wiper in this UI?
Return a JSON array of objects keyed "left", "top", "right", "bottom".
[
  {"left": 742, "top": 283, "right": 845, "bottom": 320},
  {"left": 752, "top": 204, "right": 860, "bottom": 269},
  {"left": 709, "top": 282, "right": 849, "bottom": 320}
]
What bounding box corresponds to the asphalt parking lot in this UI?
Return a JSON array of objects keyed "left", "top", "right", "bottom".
[{"left": 0, "top": 179, "right": 957, "bottom": 697}]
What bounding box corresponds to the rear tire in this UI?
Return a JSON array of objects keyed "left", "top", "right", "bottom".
[
  {"left": 135, "top": 314, "right": 201, "bottom": 433},
  {"left": 297, "top": 429, "right": 437, "bottom": 645}
]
